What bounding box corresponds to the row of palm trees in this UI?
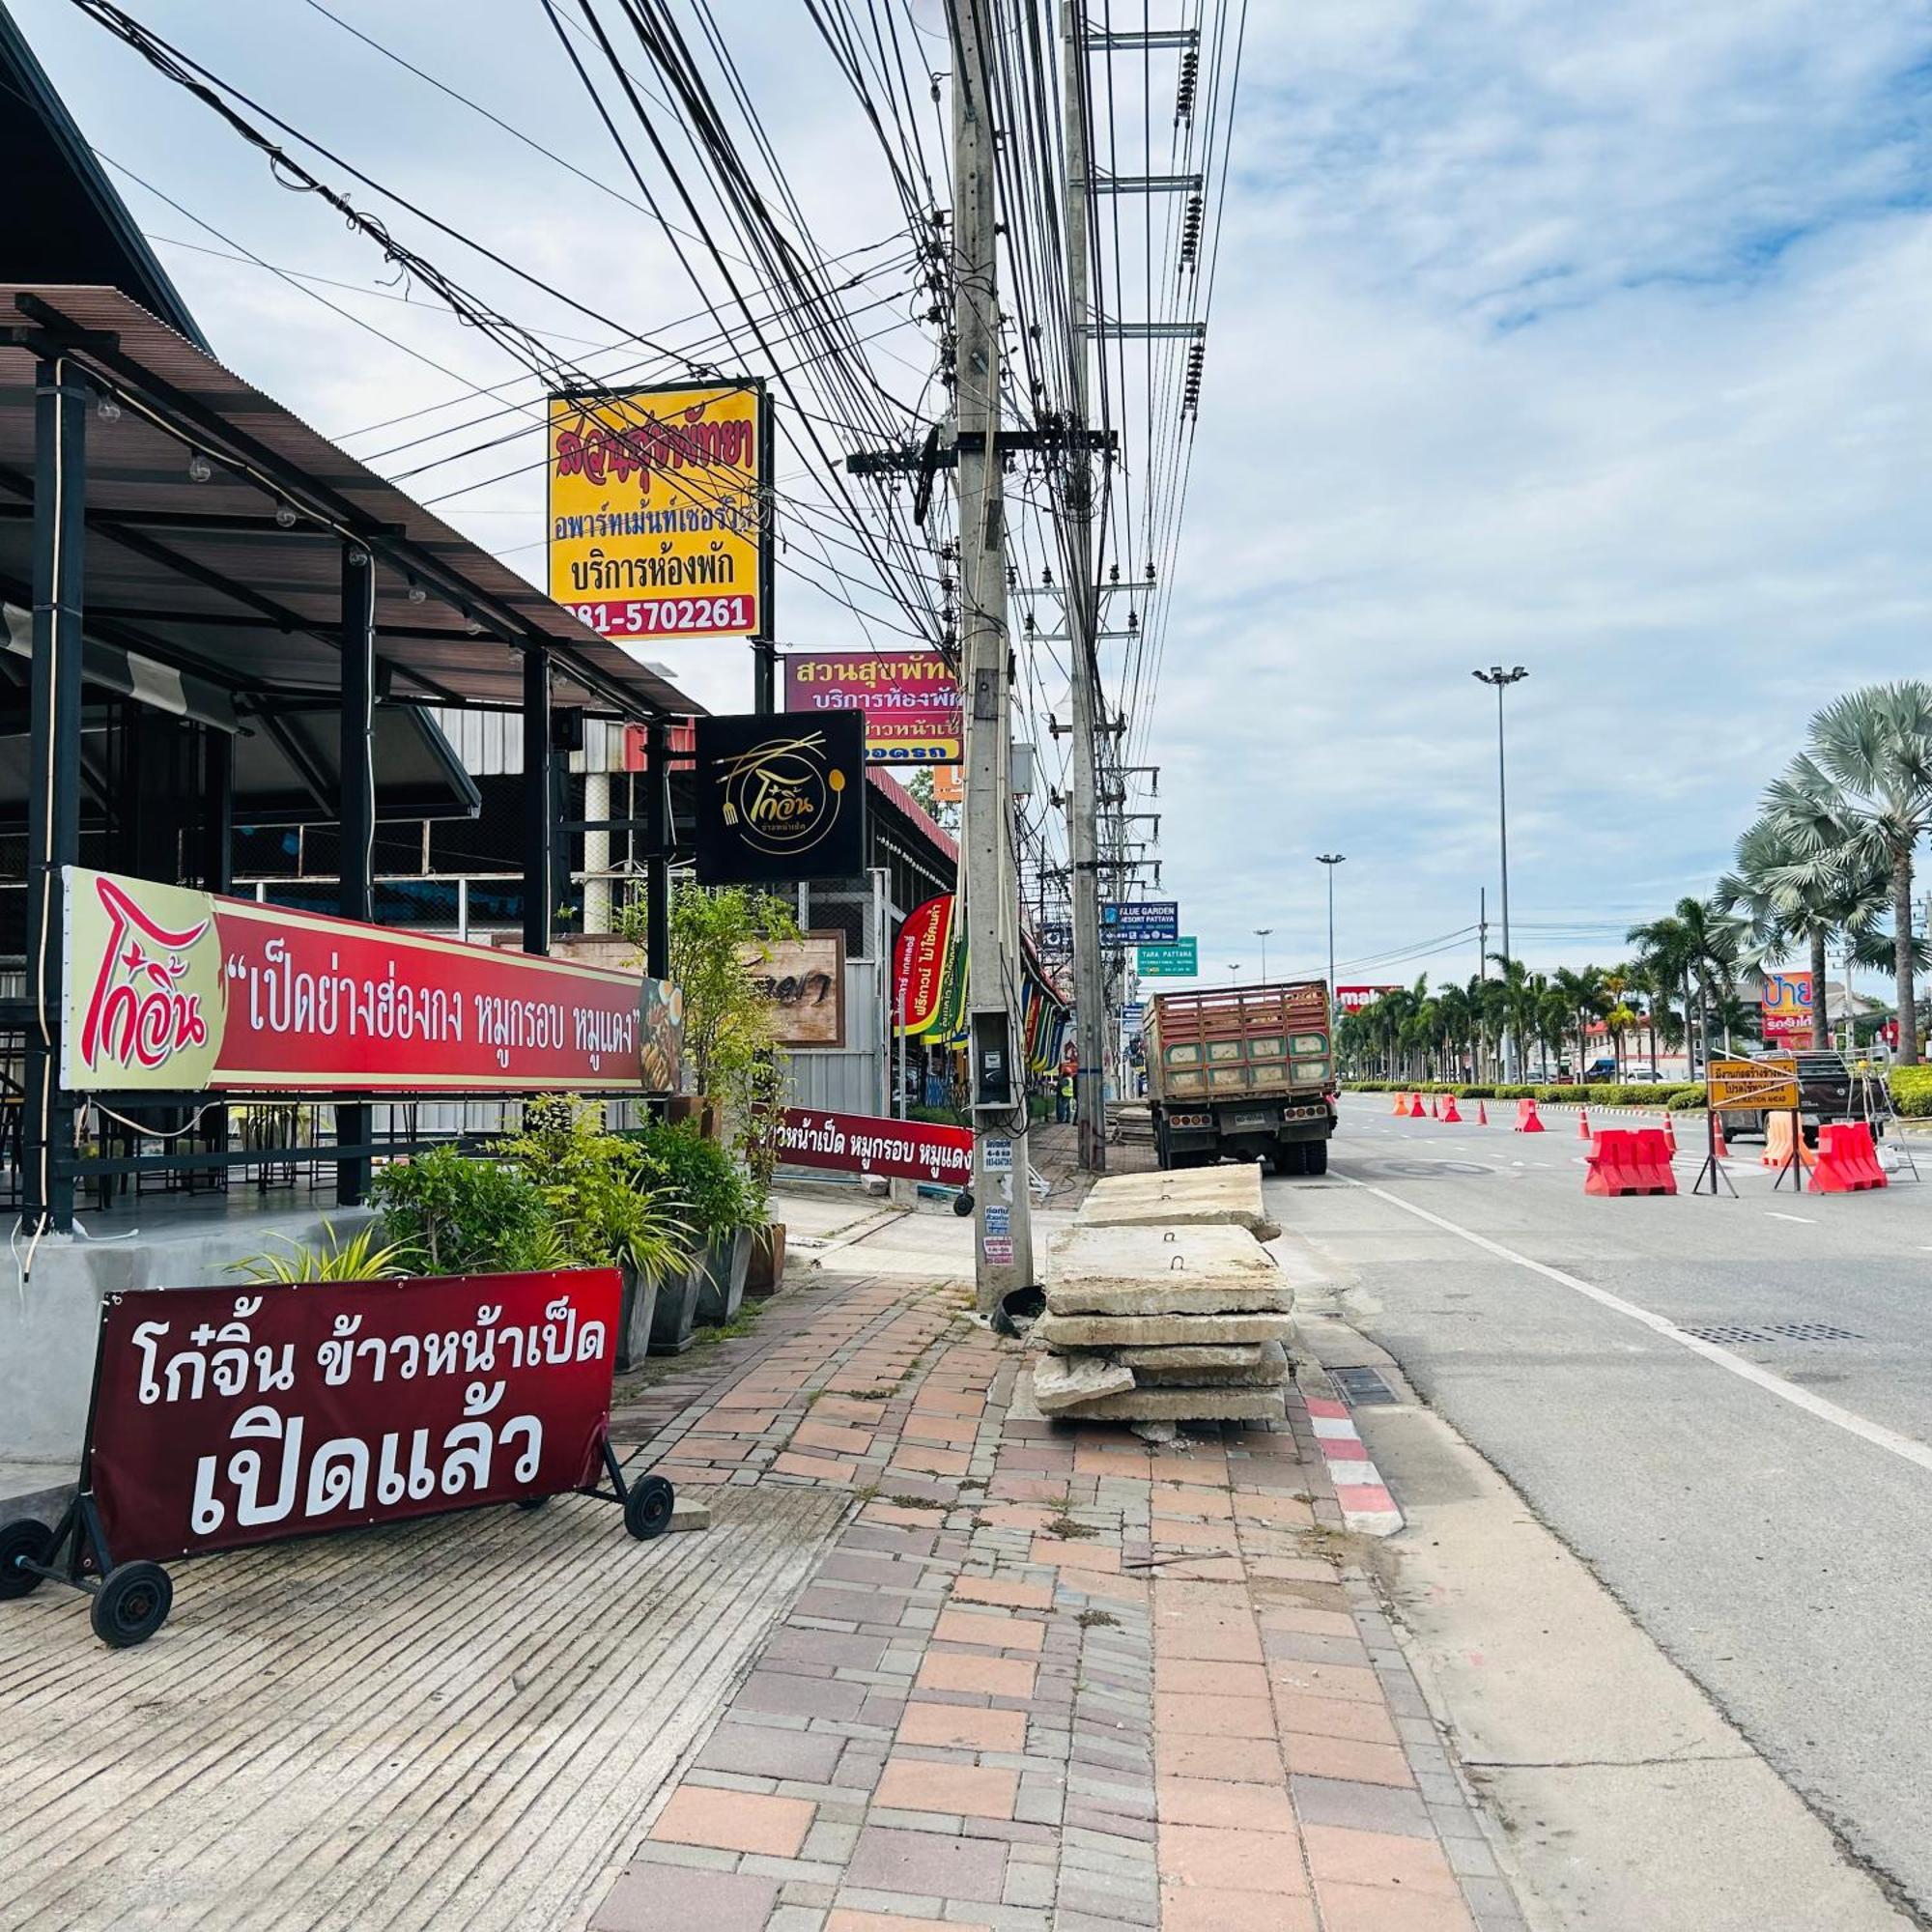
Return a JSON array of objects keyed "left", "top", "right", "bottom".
[{"left": 1338, "top": 680, "right": 1932, "bottom": 1080}]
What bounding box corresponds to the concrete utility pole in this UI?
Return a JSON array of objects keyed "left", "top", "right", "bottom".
[
  {"left": 1062, "top": 0, "right": 1107, "bottom": 1174},
  {"left": 951, "top": 0, "right": 1036, "bottom": 1310}
]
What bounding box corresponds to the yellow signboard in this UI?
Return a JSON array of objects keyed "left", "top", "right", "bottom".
[
  {"left": 1708, "top": 1055, "right": 1799, "bottom": 1112},
  {"left": 547, "top": 383, "right": 763, "bottom": 641}
]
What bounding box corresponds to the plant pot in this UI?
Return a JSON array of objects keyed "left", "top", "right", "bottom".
[
  {"left": 648, "top": 1259, "right": 706, "bottom": 1355},
  {"left": 695, "top": 1226, "right": 753, "bottom": 1326},
  {"left": 616, "top": 1261, "right": 660, "bottom": 1373},
  {"left": 745, "top": 1221, "right": 787, "bottom": 1297}
]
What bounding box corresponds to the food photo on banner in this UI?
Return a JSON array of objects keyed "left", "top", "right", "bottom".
[
  {"left": 694, "top": 711, "right": 867, "bottom": 886},
  {"left": 0, "top": 1267, "right": 679, "bottom": 1649}
]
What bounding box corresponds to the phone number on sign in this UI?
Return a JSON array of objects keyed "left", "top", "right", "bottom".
[{"left": 570, "top": 596, "right": 757, "bottom": 637}]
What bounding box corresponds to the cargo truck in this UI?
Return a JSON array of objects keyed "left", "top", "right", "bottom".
[{"left": 1145, "top": 980, "right": 1337, "bottom": 1175}]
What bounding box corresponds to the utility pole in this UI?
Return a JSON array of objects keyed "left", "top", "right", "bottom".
[
  {"left": 1316, "top": 855, "right": 1345, "bottom": 997},
  {"left": 1473, "top": 666, "right": 1527, "bottom": 1078},
  {"left": 1063, "top": 0, "right": 1107, "bottom": 1174},
  {"left": 951, "top": 0, "right": 1036, "bottom": 1310}
]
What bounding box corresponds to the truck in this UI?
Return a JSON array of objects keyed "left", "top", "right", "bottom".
[
  {"left": 1145, "top": 980, "right": 1337, "bottom": 1175},
  {"left": 1719, "top": 1049, "right": 1890, "bottom": 1144}
]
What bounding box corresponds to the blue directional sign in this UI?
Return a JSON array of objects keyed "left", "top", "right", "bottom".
[{"left": 1101, "top": 900, "right": 1179, "bottom": 945}]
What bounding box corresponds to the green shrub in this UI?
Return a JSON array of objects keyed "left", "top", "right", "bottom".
[
  {"left": 908, "top": 1102, "right": 969, "bottom": 1127},
  {"left": 373, "top": 1146, "right": 567, "bottom": 1276},
  {"left": 1889, "top": 1066, "right": 1932, "bottom": 1117},
  {"left": 632, "top": 1117, "right": 754, "bottom": 1237}
]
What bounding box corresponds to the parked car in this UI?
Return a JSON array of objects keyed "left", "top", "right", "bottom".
[{"left": 1617, "top": 1068, "right": 1671, "bottom": 1084}]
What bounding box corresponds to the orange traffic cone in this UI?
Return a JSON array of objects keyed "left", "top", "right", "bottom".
[
  {"left": 1441, "top": 1094, "right": 1463, "bottom": 1122},
  {"left": 1577, "top": 1106, "right": 1591, "bottom": 1140},
  {"left": 1712, "top": 1114, "right": 1728, "bottom": 1159},
  {"left": 1390, "top": 1091, "right": 1406, "bottom": 1115},
  {"left": 1477, "top": 1100, "right": 1490, "bottom": 1126},
  {"left": 1662, "top": 1113, "right": 1677, "bottom": 1154}
]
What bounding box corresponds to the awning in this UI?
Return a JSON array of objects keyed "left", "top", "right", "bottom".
[{"left": 0, "top": 284, "right": 701, "bottom": 720}]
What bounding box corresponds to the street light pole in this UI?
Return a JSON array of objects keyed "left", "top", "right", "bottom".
[
  {"left": 1316, "top": 855, "right": 1345, "bottom": 999},
  {"left": 1253, "top": 927, "right": 1272, "bottom": 984},
  {"left": 1472, "top": 667, "right": 1527, "bottom": 1079}
]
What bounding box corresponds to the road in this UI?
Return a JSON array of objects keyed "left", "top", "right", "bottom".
[{"left": 1273, "top": 1094, "right": 1932, "bottom": 1918}]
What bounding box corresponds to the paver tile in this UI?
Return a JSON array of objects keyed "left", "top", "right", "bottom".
[
  {"left": 590, "top": 1864, "right": 781, "bottom": 1931},
  {"left": 874, "top": 1757, "right": 1020, "bottom": 1819},
  {"left": 1158, "top": 1823, "right": 1307, "bottom": 1893},
  {"left": 896, "top": 1701, "right": 1030, "bottom": 1751},
  {"left": 951, "top": 1575, "right": 1056, "bottom": 1611},
  {"left": 1030, "top": 1535, "right": 1123, "bottom": 1573},
  {"left": 1275, "top": 1691, "right": 1402, "bottom": 1747},
  {"left": 649, "top": 1784, "right": 817, "bottom": 1858},
  {"left": 1158, "top": 1886, "right": 1319, "bottom": 1932},
  {"left": 917, "top": 1652, "right": 1037, "bottom": 1699},
  {"left": 1155, "top": 1776, "right": 1300, "bottom": 1833},
  {"left": 1152, "top": 1691, "right": 1278, "bottom": 1739},
  {"left": 844, "top": 1825, "right": 1009, "bottom": 1902},
  {"left": 826, "top": 1913, "right": 989, "bottom": 1932},
  {"left": 1153, "top": 1734, "right": 1287, "bottom": 1784},
  {"left": 696, "top": 1721, "right": 848, "bottom": 1782},
  {"left": 1290, "top": 1775, "right": 1435, "bottom": 1839},
  {"left": 1152, "top": 1658, "right": 1270, "bottom": 1699},
  {"left": 1302, "top": 1823, "right": 1463, "bottom": 1894},
  {"left": 1283, "top": 1732, "right": 1417, "bottom": 1787},
  {"left": 933, "top": 1607, "right": 1047, "bottom": 1653},
  {"left": 1317, "top": 1880, "right": 1478, "bottom": 1930}
]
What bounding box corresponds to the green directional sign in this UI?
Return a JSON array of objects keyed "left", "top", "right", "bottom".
[{"left": 1137, "top": 938, "right": 1198, "bottom": 977}]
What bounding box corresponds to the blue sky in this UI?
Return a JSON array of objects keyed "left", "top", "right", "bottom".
[{"left": 15, "top": 0, "right": 1932, "bottom": 996}]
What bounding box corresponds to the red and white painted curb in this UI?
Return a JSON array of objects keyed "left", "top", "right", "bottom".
[{"left": 1303, "top": 1394, "right": 1405, "bottom": 1537}]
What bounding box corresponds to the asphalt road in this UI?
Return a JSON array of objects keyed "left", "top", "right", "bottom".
[{"left": 1271, "top": 1094, "right": 1932, "bottom": 1918}]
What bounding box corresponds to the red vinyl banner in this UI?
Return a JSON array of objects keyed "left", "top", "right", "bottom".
[
  {"left": 770, "top": 1107, "right": 973, "bottom": 1186},
  {"left": 62, "top": 867, "right": 650, "bottom": 1093},
  {"left": 893, "top": 893, "right": 954, "bottom": 1037},
  {"left": 86, "top": 1268, "right": 620, "bottom": 1564}
]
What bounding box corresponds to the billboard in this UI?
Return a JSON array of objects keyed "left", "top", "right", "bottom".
[
  {"left": 548, "top": 383, "right": 763, "bottom": 639},
  {"left": 1335, "top": 984, "right": 1404, "bottom": 1011},
  {"left": 62, "top": 868, "right": 658, "bottom": 1094},
  {"left": 86, "top": 1268, "right": 619, "bottom": 1563},
  {"left": 693, "top": 713, "right": 867, "bottom": 886},
  {"left": 784, "top": 651, "right": 962, "bottom": 764},
  {"left": 1761, "top": 970, "right": 1815, "bottom": 1045},
  {"left": 1102, "top": 900, "right": 1179, "bottom": 945},
  {"left": 1136, "top": 939, "right": 1198, "bottom": 977}
]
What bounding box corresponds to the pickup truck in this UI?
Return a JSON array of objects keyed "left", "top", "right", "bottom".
[
  {"left": 1720, "top": 1050, "right": 1890, "bottom": 1143},
  {"left": 1146, "top": 980, "right": 1337, "bottom": 1175}
]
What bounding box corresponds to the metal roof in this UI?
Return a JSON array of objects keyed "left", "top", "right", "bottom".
[{"left": 0, "top": 285, "right": 701, "bottom": 720}]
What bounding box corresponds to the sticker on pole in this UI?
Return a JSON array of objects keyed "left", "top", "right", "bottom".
[
  {"left": 981, "top": 1236, "right": 1014, "bottom": 1265},
  {"left": 982, "top": 1137, "right": 1014, "bottom": 1174},
  {"left": 984, "top": 1204, "right": 1011, "bottom": 1237},
  {"left": 1707, "top": 1055, "right": 1800, "bottom": 1112}
]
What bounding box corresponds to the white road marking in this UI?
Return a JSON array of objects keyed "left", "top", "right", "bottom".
[
  {"left": 1766, "top": 1211, "right": 1817, "bottom": 1225},
  {"left": 1339, "top": 1170, "right": 1932, "bottom": 1480}
]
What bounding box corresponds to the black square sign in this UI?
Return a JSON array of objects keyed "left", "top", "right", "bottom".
[{"left": 693, "top": 710, "right": 868, "bottom": 885}]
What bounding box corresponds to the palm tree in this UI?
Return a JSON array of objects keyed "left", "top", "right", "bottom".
[
  {"left": 1762, "top": 682, "right": 1932, "bottom": 1065},
  {"left": 1629, "top": 901, "right": 1738, "bottom": 1075},
  {"left": 1486, "top": 955, "right": 1536, "bottom": 1082},
  {"left": 1552, "top": 965, "right": 1608, "bottom": 1079}
]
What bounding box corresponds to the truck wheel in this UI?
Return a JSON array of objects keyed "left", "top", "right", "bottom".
[
  {"left": 1270, "top": 1145, "right": 1305, "bottom": 1177},
  {"left": 1154, "top": 1121, "right": 1173, "bottom": 1170},
  {"left": 1304, "top": 1141, "right": 1329, "bottom": 1177}
]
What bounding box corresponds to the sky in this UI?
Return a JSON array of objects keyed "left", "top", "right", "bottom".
[{"left": 14, "top": 0, "right": 1932, "bottom": 999}]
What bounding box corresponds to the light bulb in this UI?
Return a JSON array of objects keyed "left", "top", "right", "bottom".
[
  {"left": 186, "top": 453, "right": 213, "bottom": 483},
  {"left": 407, "top": 578, "right": 426, "bottom": 605},
  {"left": 347, "top": 548, "right": 371, "bottom": 568},
  {"left": 96, "top": 397, "right": 122, "bottom": 423},
  {"left": 274, "top": 502, "right": 298, "bottom": 529}
]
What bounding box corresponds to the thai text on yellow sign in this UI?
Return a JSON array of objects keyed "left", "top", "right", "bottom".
[
  {"left": 547, "top": 383, "right": 762, "bottom": 640},
  {"left": 1707, "top": 1055, "right": 1799, "bottom": 1112}
]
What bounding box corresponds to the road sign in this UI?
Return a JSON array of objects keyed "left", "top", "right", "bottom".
[
  {"left": 1136, "top": 938, "right": 1198, "bottom": 976},
  {"left": 1122, "top": 1002, "right": 1146, "bottom": 1032},
  {"left": 1101, "top": 900, "right": 1179, "bottom": 944},
  {"left": 1708, "top": 1055, "right": 1800, "bottom": 1112}
]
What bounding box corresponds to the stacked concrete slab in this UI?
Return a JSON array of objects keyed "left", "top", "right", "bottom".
[{"left": 1029, "top": 1166, "right": 1293, "bottom": 1424}]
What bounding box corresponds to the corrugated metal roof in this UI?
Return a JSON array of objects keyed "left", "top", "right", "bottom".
[{"left": 0, "top": 285, "right": 703, "bottom": 721}]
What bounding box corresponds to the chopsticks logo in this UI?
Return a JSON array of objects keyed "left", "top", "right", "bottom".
[{"left": 714, "top": 729, "right": 846, "bottom": 857}]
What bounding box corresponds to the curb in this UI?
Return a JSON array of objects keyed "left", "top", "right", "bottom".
[{"left": 1301, "top": 1388, "right": 1405, "bottom": 1537}]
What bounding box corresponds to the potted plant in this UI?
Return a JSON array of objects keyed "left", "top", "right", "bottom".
[
  {"left": 497, "top": 1097, "right": 696, "bottom": 1369},
  {"left": 634, "top": 1118, "right": 754, "bottom": 1331},
  {"left": 743, "top": 1050, "right": 787, "bottom": 1295}
]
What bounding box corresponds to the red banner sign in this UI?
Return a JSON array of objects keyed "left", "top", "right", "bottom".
[
  {"left": 62, "top": 867, "right": 654, "bottom": 1093},
  {"left": 894, "top": 893, "right": 955, "bottom": 1037},
  {"left": 1334, "top": 984, "right": 1404, "bottom": 1012},
  {"left": 783, "top": 650, "right": 962, "bottom": 763},
  {"left": 771, "top": 1107, "right": 973, "bottom": 1186},
  {"left": 85, "top": 1268, "right": 619, "bottom": 1564}
]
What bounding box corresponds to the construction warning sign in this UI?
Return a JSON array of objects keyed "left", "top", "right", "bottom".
[{"left": 1707, "top": 1055, "right": 1799, "bottom": 1112}]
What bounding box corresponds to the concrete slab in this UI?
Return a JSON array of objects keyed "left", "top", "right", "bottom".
[
  {"left": 1021, "top": 1374, "right": 1287, "bottom": 1423},
  {"left": 1044, "top": 1222, "right": 1286, "bottom": 1318},
  {"left": 1077, "top": 1162, "right": 1281, "bottom": 1239},
  {"left": 1032, "top": 1350, "right": 1137, "bottom": 1412},
  {"left": 1127, "top": 1340, "right": 1289, "bottom": 1387},
  {"left": 1035, "top": 1309, "right": 1295, "bottom": 1349}
]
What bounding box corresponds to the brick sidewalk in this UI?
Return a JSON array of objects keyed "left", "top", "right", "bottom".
[{"left": 590, "top": 1264, "right": 1526, "bottom": 1932}]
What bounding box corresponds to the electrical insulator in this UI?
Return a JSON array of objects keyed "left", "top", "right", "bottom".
[
  {"left": 1180, "top": 342, "right": 1206, "bottom": 419},
  {"left": 1179, "top": 194, "right": 1205, "bottom": 269},
  {"left": 1175, "top": 49, "right": 1199, "bottom": 124}
]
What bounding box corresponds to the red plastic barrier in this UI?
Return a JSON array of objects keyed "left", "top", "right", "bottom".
[
  {"left": 1810, "top": 1122, "right": 1888, "bottom": 1193},
  {"left": 1515, "top": 1096, "right": 1545, "bottom": 1133},
  {"left": 1584, "top": 1126, "right": 1677, "bottom": 1196}
]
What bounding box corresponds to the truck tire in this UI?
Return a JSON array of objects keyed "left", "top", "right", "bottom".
[
  {"left": 1154, "top": 1119, "right": 1173, "bottom": 1170},
  {"left": 1270, "top": 1144, "right": 1306, "bottom": 1177},
  {"left": 1305, "top": 1140, "right": 1329, "bottom": 1177}
]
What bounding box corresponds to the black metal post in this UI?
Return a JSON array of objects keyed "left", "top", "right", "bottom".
[
  {"left": 645, "top": 716, "right": 670, "bottom": 980},
  {"left": 336, "top": 541, "right": 375, "bottom": 1207},
  {"left": 23, "top": 355, "right": 87, "bottom": 1235},
  {"left": 203, "top": 726, "right": 235, "bottom": 892},
  {"left": 523, "top": 648, "right": 552, "bottom": 954},
  {"left": 753, "top": 380, "right": 777, "bottom": 713}
]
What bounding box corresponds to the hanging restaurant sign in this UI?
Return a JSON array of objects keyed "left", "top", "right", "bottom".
[
  {"left": 61, "top": 867, "right": 654, "bottom": 1094},
  {"left": 548, "top": 382, "right": 764, "bottom": 640},
  {"left": 694, "top": 712, "right": 867, "bottom": 885},
  {"left": 782, "top": 650, "right": 963, "bottom": 763},
  {"left": 85, "top": 1267, "right": 620, "bottom": 1564},
  {"left": 768, "top": 1107, "right": 973, "bottom": 1186}
]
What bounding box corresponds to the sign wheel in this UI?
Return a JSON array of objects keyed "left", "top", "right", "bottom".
[
  {"left": 0, "top": 1519, "right": 53, "bottom": 1599},
  {"left": 90, "top": 1560, "right": 173, "bottom": 1648},
  {"left": 624, "top": 1475, "right": 676, "bottom": 1542}
]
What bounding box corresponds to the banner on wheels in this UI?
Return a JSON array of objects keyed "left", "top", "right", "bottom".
[
  {"left": 86, "top": 1268, "right": 621, "bottom": 1565},
  {"left": 61, "top": 867, "right": 658, "bottom": 1094},
  {"left": 768, "top": 1107, "right": 973, "bottom": 1186},
  {"left": 548, "top": 381, "right": 764, "bottom": 640}
]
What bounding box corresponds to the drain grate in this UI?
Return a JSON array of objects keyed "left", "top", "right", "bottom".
[
  {"left": 1683, "top": 1321, "right": 1863, "bottom": 1346},
  {"left": 1332, "top": 1366, "right": 1399, "bottom": 1406}
]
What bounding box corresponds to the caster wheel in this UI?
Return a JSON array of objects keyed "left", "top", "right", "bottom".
[
  {"left": 624, "top": 1474, "right": 676, "bottom": 1541},
  {"left": 91, "top": 1561, "right": 173, "bottom": 1648},
  {"left": 0, "top": 1519, "right": 53, "bottom": 1599},
  {"left": 517, "top": 1495, "right": 552, "bottom": 1511}
]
